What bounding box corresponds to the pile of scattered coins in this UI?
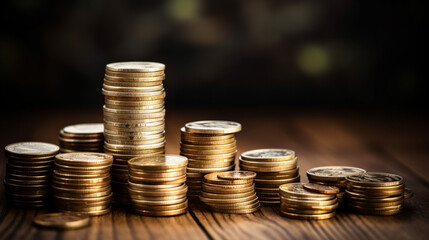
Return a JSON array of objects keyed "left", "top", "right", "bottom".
[
  {"left": 200, "top": 171, "right": 260, "bottom": 213},
  {"left": 346, "top": 172, "right": 405, "bottom": 215},
  {"left": 307, "top": 166, "right": 366, "bottom": 206},
  {"left": 102, "top": 62, "right": 167, "bottom": 205},
  {"left": 279, "top": 183, "right": 339, "bottom": 220},
  {"left": 4, "top": 142, "right": 59, "bottom": 208},
  {"left": 239, "top": 149, "right": 300, "bottom": 205},
  {"left": 180, "top": 121, "right": 241, "bottom": 200},
  {"left": 59, "top": 123, "right": 104, "bottom": 153},
  {"left": 52, "top": 152, "right": 113, "bottom": 216},
  {"left": 128, "top": 154, "right": 189, "bottom": 216}
]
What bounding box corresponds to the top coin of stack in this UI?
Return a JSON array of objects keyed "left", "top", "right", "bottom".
[
  {"left": 346, "top": 172, "right": 405, "bottom": 215},
  {"left": 307, "top": 166, "right": 366, "bottom": 207},
  {"left": 180, "top": 120, "right": 241, "bottom": 200},
  {"left": 4, "top": 142, "right": 60, "bottom": 208},
  {"left": 279, "top": 183, "right": 339, "bottom": 220},
  {"left": 199, "top": 171, "right": 260, "bottom": 214},
  {"left": 128, "top": 154, "right": 188, "bottom": 216},
  {"left": 59, "top": 123, "right": 104, "bottom": 153},
  {"left": 102, "top": 62, "right": 167, "bottom": 205},
  {"left": 52, "top": 152, "right": 113, "bottom": 216},
  {"left": 239, "top": 149, "right": 300, "bottom": 205}
]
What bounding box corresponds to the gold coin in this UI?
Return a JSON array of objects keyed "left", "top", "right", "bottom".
[
  {"left": 280, "top": 210, "right": 336, "bottom": 220},
  {"left": 102, "top": 83, "right": 163, "bottom": 92},
  {"left": 181, "top": 138, "right": 236, "bottom": 145},
  {"left": 210, "top": 205, "right": 260, "bottom": 214},
  {"left": 307, "top": 166, "right": 366, "bottom": 182},
  {"left": 279, "top": 183, "right": 333, "bottom": 200},
  {"left": 131, "top": 197, "right": 187, "bottom": 206},
  {"left": 104, "top": 98, "right": 164, "bottom": 107},
  {"left": 186, "top": 164, "right": 235, "bottom": 173},
  {"left": 345, "top": 190, "right": 401, "bottom": 199},
  {"left": 280, "top": 207, "right": 335, "bottom": 215},
  {"left": 129, "top": 185, "right": 187, "bottom": 197},
  {"left": 281, "top": 201, "right": 339, "bottom": 211},
  {"left": 181, "top": 151, "right": 237, "bottom": 160},
  {"left": 128, "top": 154, "right": 187, "bottom": 170},
  {"left": 184, "top": 121, "right": 241, "bottom": 134},
  {"left": 217, "top": 171, "right": 257, "bottom": 180},
  {"left": 5, "top": 142, "right": 60, "bottom": 158},
  {"left": 106, "top": 62, "right": 165, "bottom": 73},
  {"left": 348, "top": 199, "right": 403, "bottom": 208},
  {"left": 130, "top": 169, "right": 186, "bottom": 178},
  {"left": 200, "top": 190, "right": 255, "bottom": 199},
  {"left": 61, "top": 207, "right": 111, "bottom": 216},
  {"left": 62, "top": 123, "right": 104, "bottom": 135},
  {"left": 128, "top": 181, "right": 183, "bottom": 190},
  {"left": 254, "top": 175, "right": 300, "bottom": 185},
  {"left": 133, "top": 207, "right": 188, "bottom": 216},
  {"left": 200, "top": 193, "right": 257, "bottom": 204},
  {"left": 104, "top": 71, "right": 164, "bottom": 78},
  {"left": 130, "top": 192, "right": 186, "bottom": 201},
  {"left": 102, "top": 88, "right": 165, "bottom": 98},
  {"left": 202, "top": 184, "right": 254, "bottom": 194},
  {"left": 241, "top": 149, "right": 295, "bottom": 162},
  {"left": 202, "top": 182, "right": 253, "bottom": 189},
  {"left": 180, "top": 147, "right": 236, "bottom": 155},
  {"left": 239, "top": 157, "right": 297, "bottom": 167},
  {"left": 240, "top": 163, "right": 297, "bottom": 173},
  {"left": 133, "top": 200, "right": 187, "bottom": 211},
  {"left": 187, "top": 161, "right": 234, "bottom": 169},
  {"left": 104, "top": 119, "right": 164, "bottom": 128},
  {"left": 258, "top": 200, "right": 280, "bottom": 205},
  {"left": 346, "top": 172, "right": 404, "bottom": 187},
  {"left": 52, "top": 175, "right": 110, "bottom": 185},
  {"left": 203, "top": 172, "right": 253, "bottom": 185},
  {"left": 207, "top": 198, "right": 259, "bottom": 208},
  {"left": 180, "top": 142, "right": 236, "bottom": 150},
  {"left": 55, "top": 152, "right": 113, "bottom": 167},
  {"left": 255, "top": 168, "right": 300, "bottom": 179},
  {"left": 33, "top": 212, "right": 89, "bottom": 230},
  {"left": 308, "top": 179, "right": 347, "bottom": 188},
  {"left": 303, "top": 183, "right": 340, "bottom": 195},
  {"left": 129, "top": 175, "right": 186, "bottom": 184},
  {"left": 103, "top": 78, "right": 163, "bottom": 87}
]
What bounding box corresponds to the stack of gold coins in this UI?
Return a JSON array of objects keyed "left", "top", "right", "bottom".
[
  {"left": 4, "top": 142, "right": 59, "bottom": 208},
  {"left": 59, "top": 123, "right": 104, "bottom": 153},
  {"left": 180, "top": 120, "right": 242, "bottom": 200},
  {"left": 279, "top": 183, "right": 339, "bottom": 220},
  {"left": 128, "top": 154, "right": 188, "bottom": 216},
  {"left": 200, "top": 171, "right": 260, "bottom": 214},
  {"left": 52, "top": 152, "right": 113, "bottom": 216},
  {"left": 346, "top": 172, "right": 404, "bottom": 215},
  {"left": 307, "top": 166, "right": 366, "bottom": 206},
  {"left": 239, "top": 149, "right": 300, "bottom": 205},
  {"left": 102, "top": 62, "right": 166, "bottom": 205}
]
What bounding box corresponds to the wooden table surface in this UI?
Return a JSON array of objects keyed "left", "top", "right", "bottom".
[{"left": 0, "top": 109, "right": 428, "bottom": 240}]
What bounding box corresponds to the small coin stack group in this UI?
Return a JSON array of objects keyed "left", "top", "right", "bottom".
[
  {"left": 200, "top": 171, "right": 260, "bottom": 214},
  {"left": 180, "top": 120, "right": 241, "bottom": 200},
  {"left": 239, "top": 149, "right": 300, "bottom": 205},
  {"left": 102, "top": 62, "right": 167, "bottom": 205},
  {"left": 279, "top": 183, "right": 339, "bottom": 220},
  {"left": 4, "top": 142, "right": 59, "bottom": 208},
  {"left": 307, "top": 166, "right": 367, "bottom": 206},
  {"left": 346, "top": 172, "right": 404, "bottom": 215},
  {"left": 52, "top": 153, "right": 113, "bottom": 216},
  {"left": 128, "top": 155, "right": 188, "bottom": 216},
  {"left": 59, "top": 123, "right": 104, "bottom": 153}
]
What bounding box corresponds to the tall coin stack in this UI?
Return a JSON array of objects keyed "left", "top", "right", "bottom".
[
  {"left": 59, "top": 123, "right": 104, "bottom": 153},
  {"left": 52, "top": 153, "right": 113, "bottom": 216},
  {"left": 4, "top": 142, "right": 59, "bottom": 208},
  {"left": 180, "top": 120, "right": 242, "bottom": 200},
  {"left": 102, "top": 62, "right": 166, "bottom": 205},
  {"left": 128, "top": 155, "right": 188, "bottom": 216},
  {"left": 279, "top": 183, "right": 339, "bottom": 220},
  {"left": 239, "top": 149, "right": 300, "bottom": 205},
  {"left": 346, "top": 172, "right": 404, "bottom": 215},
  {"left": 307, "top": 166, "right": 366, "bottom": 207},
  {"left": 200, "top": 171, "right": 260, "bottom": 214}
]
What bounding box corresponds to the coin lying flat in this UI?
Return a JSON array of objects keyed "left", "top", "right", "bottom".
[
  {"left": 307, "top": 166, "right": 366, "bottom": 182},
  {"left": 106, "top": 62, "right": 165, "bottom": 73},
  {"left": 55, "top": 153, "right": 113, "bottom": 166},
  {"left": 63, "top": 123, "right": 104, "bottom": 135},
  {"left": 303, "top": 183, "right": 340, "bottom": 195},
  {"left": 345, "top": 172, "right": 403, "bottom": 187},
  {"left": 33, "top": 212, "right": 90, "bottom": 230},
  {"left": 185, "top": 120, "right": 242, "bottom": 134},
  {"left": 5, "top": 142, "right": 60, "bottom": 158},
  {"left": 241, "top": 149, "right": 295, "bottom": 162},
  {"left": 128, "top": 154, "right": 188, "bottom": 170},
  {"left": 217, "top": 171, "right": 257, "bottom": 180}
]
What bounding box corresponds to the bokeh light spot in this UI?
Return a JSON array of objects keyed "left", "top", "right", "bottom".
[
  {"left": 297, "top": 45, "right": 330, "bottom": 76},
  {"left": 165, "top": 0, "right": 201, "bottom": 22}
]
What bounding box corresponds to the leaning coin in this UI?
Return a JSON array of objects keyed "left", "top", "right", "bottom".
[
  {"left": 33, "top": 212, "right": 89, "bottom": 230},
  {"left": 303, "top": 183, "right": 340, "bottom": 195}
]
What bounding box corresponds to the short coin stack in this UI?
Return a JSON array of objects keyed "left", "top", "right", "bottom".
[
  {"left": 346, "top": 172, "right": 404, "bottom": 215},
  {"left": 59, "top": 123, "right": 104, "bottom": 153},
  {"left": 128, "top": 154, "right": 188, "bottom": 216},
  {"left": 279, "top": 183, "right": 339, "bottom": 220},
  {"left": 200, "top": 171, "right": 260, "bottom": 214},
  {"left": 102, "top": 62, "right": 166, "bottom": 205},
  {"left": 52, "top": 152, "right": 113, "bottom": 216},
  {"left": 239, "top": 149, "right": 300, "bottom": 205},
  {"left": 307, "top": 166, "right": 366, "bottom": 206},
  {"left": 4, "top": 142, "right": 59, "bottom": 208},
  {"left": 180, "top": 120, "right": 241, "bottom": 200}
]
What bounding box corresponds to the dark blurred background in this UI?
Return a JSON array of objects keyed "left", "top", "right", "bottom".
[{"left": 0, "top": 0, "right": 427, "bottom": 112}]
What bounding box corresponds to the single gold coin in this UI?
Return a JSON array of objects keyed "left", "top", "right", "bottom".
[
  {"left": 128, "top": 154, "right": 187, "bottom": 170},
  {"left": 5, "top": 142, "right": 60, "bottom": 158},
  {"left": 346, "top": 172, "right": 403, "bottom": 187},
  {"left": 186, "top": 164, "right": 235, "bottom": 173},
  {"left": 63, "top": 123, "right": 103, "bottom": 135},
  {"left": 106, "top": 62, "right": 165, "bottom": 72},
  {"left": 184, "top": 121, "right": 241, "bottom": 134},
  {"left": 33, "top": 212, "right": 90, "bottom": 230},
  {"left": 241, "top": 149, "right": 296, "bottom": 162},
  {"left": 280, "top": 210, "right": 336, "bottom": 220},
  {"left": 55, "top": 152, "right": 113, "bottom": 167},
  {"left": 307, "top": 166, "right": 366, "bottom": 182},
  {"left": 133, "top": 207, "right": 188, "bottom": 216},
  {"left": 180, "top": 142, "right": 236, "bottom": 150},
  {"left": 279, "top": 183, "right": 333, "bottom": 199},
  {"left": 203, "top": 172, "right": 253, "bottom": 185},
  {"left": 217, "top": 171, "right": 257, "bottom": 180},
  {"left": 303, "top": 183, "right": 340, "bottom": 195}
]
